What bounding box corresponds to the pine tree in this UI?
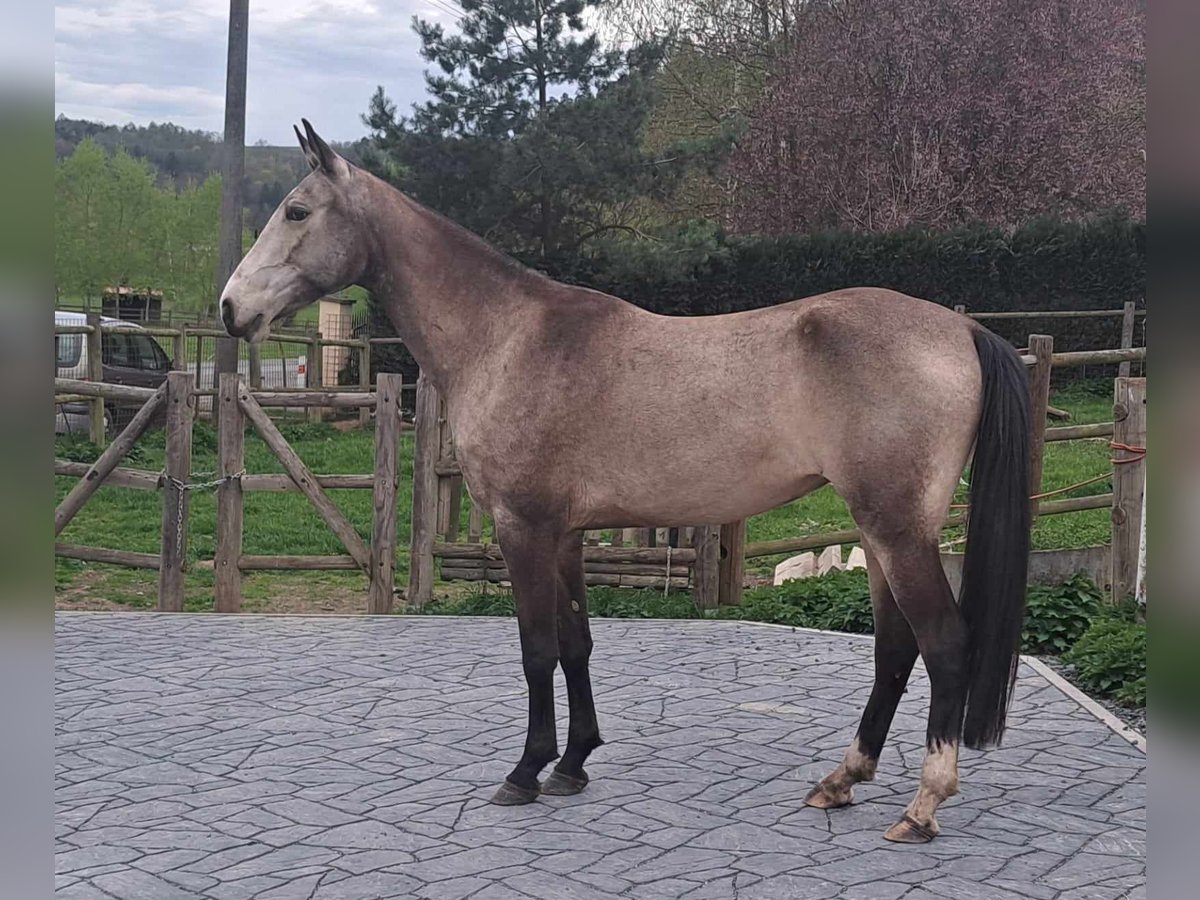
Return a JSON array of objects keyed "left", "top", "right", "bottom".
[
  {"left": 411, "top": 0, "right": 621, "bottom": 136},
  {"left": 363, "top": 1, "right": 691, "bottom": 259}
]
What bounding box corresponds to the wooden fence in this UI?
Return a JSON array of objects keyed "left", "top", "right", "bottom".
[
  {"left": 408, "top": 336, "right": 1148, "bottom": 607},
  {"left": 54, "top": 308, "right": 1147, "bottom": 612},
  {"left": 54, "top": 372, "right": 405, "bottom": 614}
]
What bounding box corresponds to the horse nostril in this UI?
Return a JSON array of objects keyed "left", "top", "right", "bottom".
[{"left": 221, "top": 299, "right": 235, "bottom": 330}]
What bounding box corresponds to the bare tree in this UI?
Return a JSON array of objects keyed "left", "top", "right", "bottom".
[{"left": 727, "top": 0, "right": 1145, "bottom": 233}]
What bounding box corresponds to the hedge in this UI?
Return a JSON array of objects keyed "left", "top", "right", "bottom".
[
  {"left": 542, "top": 213, "right": 1145, "bottom": 352},
  {"left": 364, "top": 213, "right": 1145, "bottom": 382}
]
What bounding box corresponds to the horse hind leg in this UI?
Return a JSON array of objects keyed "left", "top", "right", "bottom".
[
  {"left": 804, "top": 542, "right": 919, "bottom": 810},
  {"left": 868, "top": 532, "right": 968, "bottom": 843}
]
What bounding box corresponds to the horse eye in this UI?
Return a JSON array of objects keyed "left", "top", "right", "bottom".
[{"left": 286, "top": 205, "right": 309, "bottom": 222}]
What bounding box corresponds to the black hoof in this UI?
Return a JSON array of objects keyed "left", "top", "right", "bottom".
[
  {"left": 542, "top": 769, "right": 589, "bottom": 796},
  {"left": 489, "top": 779, "right": 540, "bottom": 806}
]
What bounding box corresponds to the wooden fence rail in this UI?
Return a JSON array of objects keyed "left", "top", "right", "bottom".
[{"left": 965, "top": 308, "right": 1145, "bottom": 320}]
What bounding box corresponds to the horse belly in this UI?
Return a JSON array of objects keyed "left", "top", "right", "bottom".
[{"left": 569, "top": 436, "right": 823, "bottom": 530}]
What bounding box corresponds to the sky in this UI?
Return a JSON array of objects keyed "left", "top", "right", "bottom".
[{"left": 54, "top": 1, "right": 459, "bottom": 145}]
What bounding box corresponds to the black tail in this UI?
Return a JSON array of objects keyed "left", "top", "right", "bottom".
[{"left": 960, "top": 328, "right": 1032, "bottom": 749}]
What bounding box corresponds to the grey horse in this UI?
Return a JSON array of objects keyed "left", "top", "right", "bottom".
[{"left": 221, "top": 121, "right": 1031, "bottom": 843}]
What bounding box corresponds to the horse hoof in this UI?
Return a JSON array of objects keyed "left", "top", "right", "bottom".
[
  {"left": 883, "top": 814, "right": 939, "bottom": 844},
  {"left": 542, "top": 769, "right": 589, "bottom": 796},
  {"left": 489, "top": 779, "right": 540, "bottom": 806},
  {"left": 804, "top": 783, "right": 853, "bottom": 809}
]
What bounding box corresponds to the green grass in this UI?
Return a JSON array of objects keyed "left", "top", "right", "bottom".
[
  {"left": 57, "top": 421, "right": 401, "bottom": 558},
  {"left": 55, "top": 379, "right": 1119, "bottom": 611}
]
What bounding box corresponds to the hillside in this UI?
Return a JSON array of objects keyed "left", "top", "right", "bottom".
[{"left": 54, "top": 116, "right": 365, "bottom": 231}]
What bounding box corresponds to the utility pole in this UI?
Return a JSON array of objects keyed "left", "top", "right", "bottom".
[{"left": 215, "top": 0, "right": 249, "bottom": 381}]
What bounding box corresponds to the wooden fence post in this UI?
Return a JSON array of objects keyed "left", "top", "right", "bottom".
[
  {"left": 408, "top": 373, "right": 440, "bottom": 606},
  {"left": 440, "top": 396, "right": 464, "bottom": 543},
  {"left": 193, "top": 332, "right": 205, "bottom": 391},
  {"left": 1119, "top": 301, "right": 1136, "bottom": 378},
  {"left": 158, "top": 371, "right": 195, "bottom": 612},
  {"left": 308, "top": 333, "right": 324, "bottom": 424},
  {"left": 718, "top": 519, "right": 746, "bottom": 606},
  {"left": 214, "top": 373, "right": 244, "bottom": 613},
  {"left": 692, "top": 525, "right": 720, "bottom": 610},
  {"left": 172, "top": 328, "right": 186, "bottom": 372},
  {"left": 358, "top": 341, "right": 371, "bottom": 428},
  {"left": 85, "top": 312, "right": 105, "bottom": 445},
  {"left": 1111, "top": 377, "right": 1146, "bottom": 603},
  {"left": 1135, "top": 471, "right": 1147, "bottom": 607},
  {"left": 467, "top": 502, "right": 483, "bottom": 544},
  {"left": 368, "top": 374, "right": 403, "bottom": 614},
  {"left": 248, "top": 343, "right": 263, "bottom": 389},
  {"left": 1027, "top": 334, "right": 1054, "bottom": 516}
]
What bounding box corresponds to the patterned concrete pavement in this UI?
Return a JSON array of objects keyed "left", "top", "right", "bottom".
[{"left": 55, "top": 614, "right": 1145, "bottom": 899}]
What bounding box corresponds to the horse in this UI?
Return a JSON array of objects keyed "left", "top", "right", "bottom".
[{"left": 221, "top": 121, "right": 1031, "bottom": 843}]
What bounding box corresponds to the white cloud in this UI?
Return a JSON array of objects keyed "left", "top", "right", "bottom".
[
  {"left": 54, "top": 70, "right": 224, "bottom": 131},
  {"left": 54, "top": 0, "right": 458, "bottom": 143}
]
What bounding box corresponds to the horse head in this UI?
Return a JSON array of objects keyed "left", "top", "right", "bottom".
[{"left": 220, "top": 120, "right": 368, "bottom": 342}]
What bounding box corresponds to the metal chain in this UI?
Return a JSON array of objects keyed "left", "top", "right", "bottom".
[
  {"left": 173, "top": 479, "right": 184, "bottom": 554},
  {"left": 161, "top": 470, "right": 246, "bottom": 551},
  {"left": 164, "top": 470, "right": 246, "bottom": 493}
]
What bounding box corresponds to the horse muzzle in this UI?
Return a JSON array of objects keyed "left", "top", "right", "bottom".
[{"left": 220, "top": 298, "right": 265, "bottom": 341}]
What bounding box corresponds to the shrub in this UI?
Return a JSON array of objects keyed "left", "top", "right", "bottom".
[
  {"left": 275, "top": 421, "right": 340, "bottom": 444},
  {"left": 1022, "top": 573, "right": 1103, "bottom": 655},
  {"left": 190, "top": 420, "right": 219, "bottom": 454},
  {"left": 56, "top": 435, "right": 103, "bottom": 464},
  {"left": 718, "top": 569, "right": 874, "bottom": 634},
  {"left": 419, "top": 590, "right": 515, "bottom": 617},
  {"left": 56, "top": 434, "right": 146, "bottom": 466},
  {"left": 588, "top": 587, "right": 700, "bottom": 619},
  {"left": 1064, "top": 615, "right": 1146, "bottom": 706}
]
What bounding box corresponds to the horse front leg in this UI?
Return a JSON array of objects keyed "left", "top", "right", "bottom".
[
  {"left": 542, "top": 531, "right": 603, "bottom": 796},
  {"left": 489, "top": 519, "right": 562, "bottom": 806}
]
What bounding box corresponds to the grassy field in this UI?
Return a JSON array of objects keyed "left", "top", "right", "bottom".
[{"left": 55, "top": 377, "right": 1118, "bottom": 613}]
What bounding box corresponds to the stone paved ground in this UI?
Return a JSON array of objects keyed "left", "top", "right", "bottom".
[{"left": 55, "top": 614, "right": 1146, "bottom": 900}]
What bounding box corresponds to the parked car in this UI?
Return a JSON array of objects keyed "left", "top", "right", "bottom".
[{"left": 55, "top": 311, "right": 172, "bottom": 437}]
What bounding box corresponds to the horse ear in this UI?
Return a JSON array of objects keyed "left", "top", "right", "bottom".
[
  {"left": 301, "top": 118, "right": 349, "bottom": 178},
  {"left": 294, "top": 124, "right": 320, "bottom": 170}
]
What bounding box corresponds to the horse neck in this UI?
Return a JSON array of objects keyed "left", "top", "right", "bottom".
[{"left": 358, "top": 178, "right": 546, "bottom": 394}]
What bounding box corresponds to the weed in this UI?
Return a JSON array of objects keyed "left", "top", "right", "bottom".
[{"left": 1022, "top": 573, "right": 1103, "bottom": 654}]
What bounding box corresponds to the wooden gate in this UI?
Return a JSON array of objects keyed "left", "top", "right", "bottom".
[{"left": 54, "top": 372, "right": 404, "bottom": 613}]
